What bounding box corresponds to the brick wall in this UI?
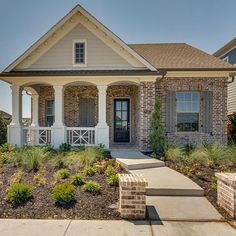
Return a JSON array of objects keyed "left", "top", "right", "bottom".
[
  {"left": 38, "top": 86, "right": 98, "bottom": 127},
  {"left": 156, "top": 77, "right": 228, "bottom": 147},
  {"left": 138, "top": 82, "right": 156, "bottom": 151}
]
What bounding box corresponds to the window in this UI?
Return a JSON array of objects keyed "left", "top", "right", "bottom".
[
  {"left": 79, "top": 98, "right": 95, "bottom": 127},
  {"left": 222, "top": 56, "right": 229, "bottom": 63},
  {"left": 176, "top": 92, "right": 200, "bottom": 132},
  {"left": 73, "top": 40, "right": 86, "bottom": 65},
  {"left": 46, "top": 100, "right": 54, "bottom": 127}
]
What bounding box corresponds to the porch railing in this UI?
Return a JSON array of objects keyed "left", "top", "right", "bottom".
[
  {"left": 23, "top": 127, "right": 52, "bottom": 146},
  {"left": 67, "top": 127, "right": 95, "bottom": 146}
]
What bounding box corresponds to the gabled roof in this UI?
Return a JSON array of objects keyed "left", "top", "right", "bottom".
[
  {"left": 4, "top": 4, "right": 157, "bottom": 72},
  {"left": 129, "top": 43, "right": 236, "bottom": 70},
  {"left": 213, "top": 37, "right": 236, "bottom": 58}
]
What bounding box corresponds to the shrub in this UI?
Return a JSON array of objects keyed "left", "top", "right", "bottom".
[
  {"left": 165, "top": 147, "right": 186, "bottom": 163},
  {"left": 10, "top": 170, "right": 24, "bottom": 184},
  {"left": 210, "top": 177, "right": 217, "bottom": 191},
  {"left": 70, "top": 174, "right": 85, "bottom": 186},
  {"left": 9, "top": 146, "right": 48, "bottom": 172},
  {"left": 33, "top": 168, "right": 46, "bottom": 186},
  {"left": 6, "top": 183, "right": 32, "bottom": 206},
  {"left": 52, "top": 183, "right": 75, "bottom": 205},
  {"left": 48, "top": 153, "right": 65, "bottom": 169},
  {"left": 105, "top": 166, "right": 117, "bottom": 177},
  {"left": 0, "top": 143, "right": 14, "bottom": 153},
  {"left": 59, "top": 143, "right": 72, "bottom": 153},
  {"left": 82, "top": 180, "right": 101, "bottom": 194},
  {"left": 149, "top": 99, "right": 167, "bottom": 154},
  {"left": 54, "top": 168, "right": 70, "bottom": 180},
  {"left": 93, "top": 163, "right": 106, "bottom": 174},
  {"left": 229, "top": 113, "right": 236, "bottom": 143},
  {"left": 0, "top": 117, "right": 8, "bottom": 145},
  {"left": 107, "top": 174, "right": 119, "bottom": 187},
  {"left": 83, "top": 166, "right": 96, "bottom": 176}
]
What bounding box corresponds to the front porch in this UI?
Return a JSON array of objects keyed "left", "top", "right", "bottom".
[{"left": 8, "top": 79, "right": 155, "bottom": 149}]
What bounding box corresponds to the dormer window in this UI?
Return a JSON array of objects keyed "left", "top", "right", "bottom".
[{"left": 73, "top": 40, "right": 87, "bottom": 66}]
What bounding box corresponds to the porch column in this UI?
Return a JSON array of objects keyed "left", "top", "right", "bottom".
[
  {"left": 52, "top": 85, "right": 66, "bottom": 148},
  {"left": 8, "top": 85, "right": 23, "bottom": 147},
  {"left": 95, "top": 85, "right": 109, "bottom": 148},
  {"left": 30, "top": 93, "right": 39, "bottom": 127}
]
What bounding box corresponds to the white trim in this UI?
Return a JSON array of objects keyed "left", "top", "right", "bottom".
[
  {"left": 222, "top": 56, "right": 229, "bottom": 63},
  {"left": 4, "top": 5, "right": 156, "bottom": 72},
  {"left": 72, "top": 39, "right": 87, "bottom": 67}
]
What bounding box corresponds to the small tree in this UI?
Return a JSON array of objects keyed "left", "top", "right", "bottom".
[
  {"left": 229, "top": 113, "right": 236, "bottom": 143},
  {"left": 149, "top": 99, "right": 167, "bottom": 154},
  {"left": 0, "top": 117, "right": 8, "bottom": 145}
]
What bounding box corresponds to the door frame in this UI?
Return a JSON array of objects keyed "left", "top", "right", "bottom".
[{"left": 113, "top": 97, "right": 131, "bottom": 143}]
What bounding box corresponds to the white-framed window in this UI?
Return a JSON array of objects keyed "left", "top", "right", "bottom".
[
  {"left": 73, "top": 40, "right": 87, "bottom": 66},
  {"left": 46, "top": 100, "right": 54, "bottom": 127},
  {"left": 222, "top": 56, "right": 229, "bottom": 63},
  {"left": 176, "top": 92, "right": 200, "bottom": 132}
]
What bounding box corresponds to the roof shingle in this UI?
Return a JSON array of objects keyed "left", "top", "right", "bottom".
[{"left": 129, "top": 43, "right": 235, "bottom": 70}]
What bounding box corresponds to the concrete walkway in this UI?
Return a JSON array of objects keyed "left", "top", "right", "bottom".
[
  {"left": 111, "top": 149, "right": 236, "bottom": 235},
  {"left": 111, "top": 149, "right": 164, "bottom": 170},
  {"left": 0, "top": 219, "right": 235, "bottom": 236}
]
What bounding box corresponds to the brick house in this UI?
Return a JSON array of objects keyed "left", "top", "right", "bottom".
[{"left": 1, "top": 5, "right": 236, "bottom": 150}]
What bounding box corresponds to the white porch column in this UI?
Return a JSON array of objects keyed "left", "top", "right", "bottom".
[
  {"left": 30, "top": 93, "right": 39, "bottom": 127},
  {"left": 52, "top": 85, "right": 66, "bottom": 148},
  {"left": 95, "top": 85, "right": 109, "bottom": 148},
  {"left": 8, "top": 85, "right": 23, "bottom": 147}
]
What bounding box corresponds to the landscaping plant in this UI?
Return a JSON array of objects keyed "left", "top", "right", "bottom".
[
  {"left": 6, "top": 183, "right": 32, "bottom": 206},
  {"left": 0, "top": 117, "right": 8, "bottom": 145},
  {"left": 105, "top": 166, "right": 117, "bottom": 177},
  {"left": 82, "top": 180, "right": 101, "bottom": 194},
  {"left": 52, "top": 183, "right": 75, "bottom": 205},
  {"left": 107, "top": 174, "right": 119, "bottom": 187},
  {"left": 54, "top": 168, "right": 70, "bottom": 180},
  {"left": 83, "top": 166, "right": 96, "bottom": 176},
  {"left": 70, "top": 174, "right": 85, "bottom": 186},
  {"left": 149, "top": 99, "right": 167, "bottom": 154}
]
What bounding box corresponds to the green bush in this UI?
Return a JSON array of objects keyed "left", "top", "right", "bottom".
[
  {"left": 149, "top": 99, "right": 167, "bottom": 154},
  {"left": 0, "top": 117, "right": 8, "bottom": 145},
  {"left": 52, "top": 183, "right": 75, "bottom": 205},
  {"left": 48, "top": 153, "right": 65, "bottom": 169},
  {"left": 165, "top": 147, "right": 186, "bottom": 163},
  {"left": 93, "top": 163, "right": 106, "bottom": 174},
  {"left": 54, "top": 168, "right": 70, "bottom": 180},
  {"left": 8, "top": 146, "right": 48, "bottom": 172},
  {"left": 70, "top": 174, "right": 85, "bottom": 186},
  {"left": 0, "top": 143, "right": 14, "bottom": 153},
  {"left": 107, "top": 174, "right": 119, "bottom": 187},
  {"left": 6, "top": 183, "right": 32, "bottom": 206},
  {"left": 59, "top": 143, "right": 72, "bottom": 153},
  {"left": 82, "top": 180, "right": 101, "bottom": 194},
  {"left": 105, "top": 166, "right": 117, "bottom": 177},
  {"left": 83, "top": 166, "right": 96, "bottom": 176}
]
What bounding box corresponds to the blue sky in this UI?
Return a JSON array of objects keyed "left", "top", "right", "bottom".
[{"left": 0, "top": 0, "right": 236, "bottom": 117}]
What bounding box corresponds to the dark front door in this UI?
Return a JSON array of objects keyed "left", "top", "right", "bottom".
[{"left": 114, "top": 99, "right": 130, "bottom": 143}]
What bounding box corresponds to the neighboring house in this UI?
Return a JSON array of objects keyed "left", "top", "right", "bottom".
[
  {"left": 0, "top": 5, "right": 236, "bottom": 150},
  {"left": 213, "top": 38, "right": 236, "bottom": 115}
]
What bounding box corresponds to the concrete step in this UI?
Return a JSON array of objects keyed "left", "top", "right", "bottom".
[
  {"left": 146, "top": 196, "right": 223, "bottom": 221},
  {"left": 111, "top": 149, "right": 165, "bottom": 170},
  {"left": 130, "top": 167, "right": 204, "bottom": 196}
]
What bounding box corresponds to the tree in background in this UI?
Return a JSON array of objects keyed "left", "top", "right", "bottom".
[
  {"left": 0, "top": 117, "right": 8, "bottom": 145},
  {"left": 149, "top": 99, "right": 167, "bottom": 155}
]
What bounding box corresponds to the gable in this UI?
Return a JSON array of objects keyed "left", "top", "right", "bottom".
[
  {"left": 220, "top": 47, "right": 236, "bottom": 65},
  {"left": 17, "top": 23, "right": 136, "bottom": 70},
  {"left": 7, "top": 5, "right": 156, "bottom": 72}
]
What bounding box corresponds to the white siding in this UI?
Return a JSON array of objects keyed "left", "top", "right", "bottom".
[
  {"left": 228, "top": 80, "right": 236, "bottom": 114},
  {"left": 27, "top": 23, "right": 135, "bottom": 70}
]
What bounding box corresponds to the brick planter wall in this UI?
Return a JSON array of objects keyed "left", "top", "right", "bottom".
[
  {"left": 118, "top": 174, "right": 148, "bottom": 219},
  {"left": 215, "top": 173, "right": 236, "bottom": 218}
]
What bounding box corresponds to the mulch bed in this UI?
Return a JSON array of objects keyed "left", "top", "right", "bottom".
[
  {"left": 165, "top": 160, "right": 236, "bottom": 220},
  {"left": 0, "top": 164, "right": 123, "bottom": 220}
]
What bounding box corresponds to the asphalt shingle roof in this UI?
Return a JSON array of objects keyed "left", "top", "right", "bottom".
[{"left": 129, "top": 43, "right": 234, "bottom": 70}]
